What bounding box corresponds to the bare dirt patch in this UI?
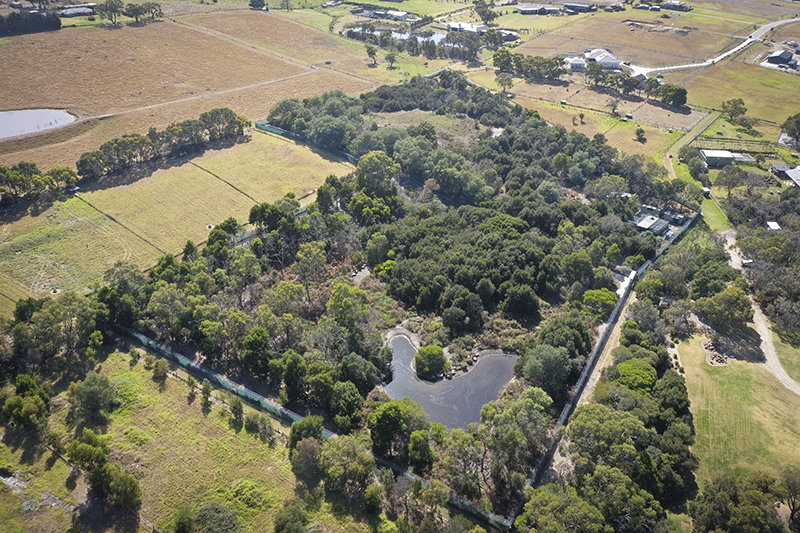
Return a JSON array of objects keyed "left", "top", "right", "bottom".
[{"left": 701, "top": 337, "right": 734, "bottom": 365}]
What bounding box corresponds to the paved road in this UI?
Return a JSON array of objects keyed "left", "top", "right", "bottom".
[
  {"left": 721, "top": 229, "right": 800, "bottom": 396},
  {"left": 628, "top": 15, "right": 800, "bottom": 76}
]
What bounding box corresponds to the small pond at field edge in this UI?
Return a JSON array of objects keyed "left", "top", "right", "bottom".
[
  {"left": 0, "top": 109, "right": 76, "bottom": 140},
  {"left": 384, "top": 335, "right": 517, "bottom": 429}
]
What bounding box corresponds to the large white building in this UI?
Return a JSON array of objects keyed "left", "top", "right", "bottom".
[{"left": 584, "top": 48, "right": 621, "bottom": 69}]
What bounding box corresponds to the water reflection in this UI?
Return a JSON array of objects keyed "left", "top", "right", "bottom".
[
  {"left": 0, "top": 109, "right": 76, "bottom": 140},
  {"left": 384, "top": 335, "right": 517, "bottom": 429}
]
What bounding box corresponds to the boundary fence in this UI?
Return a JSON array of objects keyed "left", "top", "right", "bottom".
[
  {"left": 690, "top": 135, "right": 776, "bottom": 154},
  {"left": 118, "top": 325, "right": 513, "bottom": 529},
  {"left": 253, "top": 122, "right": 359, "bottom": 165},
  {"left": 510, "top": 209, "right": 702, "bottom": 524}
]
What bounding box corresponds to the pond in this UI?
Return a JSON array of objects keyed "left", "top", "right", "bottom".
[
  {"left": 0, "top": 109, "right": 76, "bottom": 140},
  {"left": 384, "top": 335, "right": 517, "bottom": 429}
]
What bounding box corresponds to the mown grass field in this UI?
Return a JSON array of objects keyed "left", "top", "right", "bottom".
[
  {"left": 774, "top": 334, "right": 800, "bottom": 385},
  {"left": 0, "top": 133, "right": 353, "bottom": 317},
  {"left": 0, "top": 197, "right": 161, "bottom": 316},
  {"left": 700, "top": 198, "right": 733, "bottom": 232},
  {"left": 679, "top": 336, "right": 800, "bottom": 485}
]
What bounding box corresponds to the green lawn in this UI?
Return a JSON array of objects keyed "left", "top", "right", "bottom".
[
  {"left": 774, "top": 333, "right": 800, "bottom": 385},
  {"left": 700, "top": 198, "right": 732, "bottom": 232},
  {"left": 685, "top": 61, "right": 800, "bottom": 124},
  {"left": 679, "top": 336, "right": 800, "bottom": 486}
]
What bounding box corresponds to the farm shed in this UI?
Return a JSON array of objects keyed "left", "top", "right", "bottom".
[
  {"left": 386, "top": 10, "right": 408, "bottom": 20},
  {"left": 770, "top": 163, "right": 790, "bottom": 177},
  {"left": 57, "top": 7, "right": 94, "bottom": 16},
  {"left": 662, "top": 0, "right": 692, "bottom": 10},
  {"left": 563, "top": 2, "right": 596, "bottom": 12},
  {"left": 767, "top": 221, "right": 781, "bottom": 231},
  {"left": 446, "top": 22, "right": 488, "bottom": 34},
  {"left": 699, "top": 149, "right": 734, "bottom": 168},
  {"left": 767, "top": 50, "right": 793, "bottom": 64},
  {"left": 518, "top": 4, "right": 560, "bottom": 14}
]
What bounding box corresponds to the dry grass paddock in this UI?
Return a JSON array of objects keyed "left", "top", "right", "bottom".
[
  {"left": 0, "top": 12, "right": 379, "bottom": 168},
  {"left": 513, "top": 10, "right": 746, "bottom": 67}
]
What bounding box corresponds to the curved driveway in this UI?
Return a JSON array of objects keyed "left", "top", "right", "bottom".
[
  {"left": 721, "top": 230, "right": 800, "bottom": 397},
  {"left": 629, "top": 15, "right": 800, "bottom": 76}
]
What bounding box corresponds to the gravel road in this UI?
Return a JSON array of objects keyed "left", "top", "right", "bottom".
[{"left": 722, "top": 230, "right": 800, "bottom": 396}]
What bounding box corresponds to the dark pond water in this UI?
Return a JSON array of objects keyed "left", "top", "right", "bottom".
[{"left": 384, "top": 335, "right": 517, "bottom": 429}]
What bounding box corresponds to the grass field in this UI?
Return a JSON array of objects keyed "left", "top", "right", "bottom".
[
  {"left": 0, "top": 133, "right": 353, "bottom": 317},
  {"left": 679, "top": 335, "right": 800, "bottom": 485},
  {"left": 699, "top": 198, "right": 733, "bottom": 232},
  {"left": 510, "top": 10, "right": 745, "bottom": 67},
  {"left": 0, "top": 196, "right": 161, "bottom": 316},
  {"left": 683, "top": 59, "right": 800, "bottom": 124},
  {"left": 700, "top": 114, "right": 782, "bottom": 143},
  {"left": 0, "top": 429, "right": 111, "bottom": 533},
  {"left": 774, "top": 334, "right": 800, "bottom": 385},
  {"left": 0, "top": 11, "right": 384, "bottom": 168},
  {"left": 39, "top": 346, "right": 371, "bottom": 533},
  {"left": 687, "top": 0, "right": 793, "bottom": 24}
]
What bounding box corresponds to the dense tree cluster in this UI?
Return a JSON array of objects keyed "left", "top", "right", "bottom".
[
  {"left": 0, "top": 11, "right": 60, "bottom": 36},
  {"left": 268, "top": 73, "right": 515, "bottom": 163},
  {"left": 517, "top": 294, "right": 698, "bottom": 532},
  {"left": 725, "top": 181, "right": 800, "bottom": 340},
  {"left": 493, "top": 47, "right": 567, "bottom": 82},
  {"left": 0, "top": 162, "right": 78, "bottom": 206},
  {"left": 1, "top": 71, "right": 717, "bottom": 526},
  {"left": 690, "top": 471, "right": 794, "bottom": 533},
  {"left": 346, "top": 24, "right": 504, "bottom": 62},
  {"left": 633, "top": 226, "right": 753, "bottom": 334}
]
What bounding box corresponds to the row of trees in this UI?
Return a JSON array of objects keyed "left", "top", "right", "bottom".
[
  {"left": 1, "top": 108, "right": 248, "bottom": 207},
  {"left": 346, "top": 24, "right": 508, "bottom": 63},
  {"left": 77, "top": 108, "right": 250, "bottom": 179},
  {"left": 93, "top": 0, "right": 162, "bottom": 25}
]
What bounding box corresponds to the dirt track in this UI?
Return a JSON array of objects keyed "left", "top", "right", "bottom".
[{"left": 722, "top": 229, "right": 800, "bottom": 396}]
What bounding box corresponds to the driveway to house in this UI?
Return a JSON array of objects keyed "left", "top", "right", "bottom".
[
  {"left": 721, "top": 229, "right": 800, "bottom": 397},
  {"left": 628, "top": 15, "right": 800, "bottom": 77}
]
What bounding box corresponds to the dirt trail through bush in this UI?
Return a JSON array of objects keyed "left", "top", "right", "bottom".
[{"left": 722, "top": 229, "right": 800, "bottom": 396}]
